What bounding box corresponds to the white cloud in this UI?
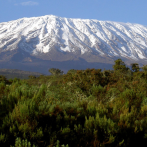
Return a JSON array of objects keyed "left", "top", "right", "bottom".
[{"left": 20, "top": 1, "right": 39, "bottom": 6}]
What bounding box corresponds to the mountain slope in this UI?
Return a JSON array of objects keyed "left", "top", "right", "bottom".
[
  {"left": 1, "top": 15, "right": 147, "bottom": 61},
  {"left": 0, "top": 69, "right": 43, "bottom": 79},
  {"left": 0, "top": 15, "right": 147, "bottom": 74}
]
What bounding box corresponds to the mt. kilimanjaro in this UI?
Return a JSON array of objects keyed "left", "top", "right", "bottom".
[{"left": 0, "top": 15, "right": 147, "bottom": 74}]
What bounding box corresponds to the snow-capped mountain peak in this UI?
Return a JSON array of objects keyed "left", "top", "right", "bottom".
[{"left": 0, "top": 15, "right": 147, "bottom": 60}]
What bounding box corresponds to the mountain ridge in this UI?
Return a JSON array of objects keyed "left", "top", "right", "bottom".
[{"left": 0, "top": 15, "right": 147, "bottom": 73}]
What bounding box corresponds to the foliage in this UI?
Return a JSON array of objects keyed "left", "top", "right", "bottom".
[
  {"left": 49, "top": 68, "right": 64, "bottom": 76},
  {"left": 0, "top": 59, "right": 147, "bottom": 146},
  {"left": 141, "top": 65, "right": 147, "bottom": 72},
  {"left": 28, "top": 75, "right": 36, "bottom": 79},
  {"left": 131, "top": 63, "right": 140, "bottom": 72},
  {"left": 113, "top": 59, "right": 128, "bottom": 73}
]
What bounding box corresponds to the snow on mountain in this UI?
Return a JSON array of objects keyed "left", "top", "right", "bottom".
[{"left": 0, "top": 15, "right": 147, "bottom": 60}]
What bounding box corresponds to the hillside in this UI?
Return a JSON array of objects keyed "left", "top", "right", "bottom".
[{"left": 0, "top": 69, "right": 43, "bottom": 79}]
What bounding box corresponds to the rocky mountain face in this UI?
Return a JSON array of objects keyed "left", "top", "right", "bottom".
[{"left": 0, "top": 15, "right": 147, "bottom": 74}]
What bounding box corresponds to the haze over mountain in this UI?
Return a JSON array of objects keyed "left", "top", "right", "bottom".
[{"left": 0, "top": 15, "right": 147, "bottom": 74}]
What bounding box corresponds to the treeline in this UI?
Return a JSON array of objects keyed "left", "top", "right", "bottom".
[
  {"left": 0, "top": 69, "right": 43, "bottom": 79},
  {"left": 0, "top": 59, "right": 147, "bottom": 147}
]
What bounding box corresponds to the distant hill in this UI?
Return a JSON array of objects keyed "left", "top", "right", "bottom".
[{"left": 0, "top": 69, "right": 43, "bottom": 79}]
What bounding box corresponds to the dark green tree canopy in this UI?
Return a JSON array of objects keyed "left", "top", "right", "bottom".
[
  {"left": 131, "top": 63, "right": 140, "bottom": 72},
  {"left": 49, "top": 68, "right": 64, "bottom": 76},
  {"left": 28, "top": 75, "right": 36, "bottom": 79},
  {"left": 67, "top": 69, "right": 77, "bottom": 75},
  {"left": 141, "top": 65, "right": 147, "bottom": 72},
  {"left": 0, "top": 75, "right": 7, "bottom": 82},
  {"left": 113, "top": 59, "right": 128, "bottom": 72}
]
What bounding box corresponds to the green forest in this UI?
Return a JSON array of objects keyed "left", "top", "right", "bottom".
[{"left": 1, "top": 59, "right": 147, "bottom": 147}]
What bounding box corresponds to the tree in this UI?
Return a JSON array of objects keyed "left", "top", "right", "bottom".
[
  {"left": 0, "top": 75, "right": 7, "bottom": 82},
  {"left": 113, "top": 59, "right": 128, "bottom": 72},
  {"left": 67, "top": 69, "right": 77, "bottom": 75},
  {"left": 141, "top": 65, "right": 147, "bottom": 72},
  {"left": 49, "top": 68, "right": 64, "bottom": 76},
  {"left": 28, "top": 75, "right": 36, "bottom": 79},
  {"left": 131, "top": 63, "right": 140, "bottom": 72}
]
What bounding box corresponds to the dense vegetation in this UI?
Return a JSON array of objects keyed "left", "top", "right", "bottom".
[{"left": 1, "top": 59, "right": 147, "bottom": 147}]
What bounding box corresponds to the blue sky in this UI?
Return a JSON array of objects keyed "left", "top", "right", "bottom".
[{"left": 0, "top": 0, "right": 147, "bottom": 25}]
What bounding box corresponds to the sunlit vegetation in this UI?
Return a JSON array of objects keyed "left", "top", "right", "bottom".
[{"left": 0, "top": 59, "right": 147, "bottom": 146}]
